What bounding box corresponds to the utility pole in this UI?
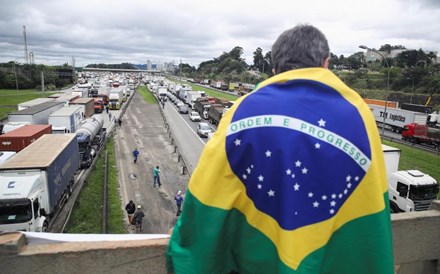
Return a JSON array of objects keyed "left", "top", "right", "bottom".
[
  {"left": 23, "top": 25, "right": 29, "bottom": 64},
  {"left": 41, "top": 68, "right": 45, "bottom": 97}
]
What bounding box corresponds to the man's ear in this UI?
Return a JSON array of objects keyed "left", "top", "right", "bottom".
[
  {"left": 323, "top": 57, "right": 330, "bottom": 69},
  {"left": 272, "top": 68, "right": 276, "bottom": 75}
]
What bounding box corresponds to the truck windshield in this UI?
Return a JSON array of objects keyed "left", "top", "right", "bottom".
[
  {"left": 409, "top": 184, "right": 439, "bottom": 200},
  {"left": 0, "top": 199, "right": 32, "bottom": 224}
]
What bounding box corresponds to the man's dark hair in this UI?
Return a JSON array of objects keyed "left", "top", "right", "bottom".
[{"left": 271, "top": 24, "right": 330, "bottom": 73}]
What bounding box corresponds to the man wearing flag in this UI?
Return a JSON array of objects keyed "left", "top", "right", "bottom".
[{"left": 167, "top": 24, "right": 394, "bottom": 274}]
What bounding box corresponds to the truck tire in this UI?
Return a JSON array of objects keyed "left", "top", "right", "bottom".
[
  {"left": 390, "top": 202, "right": 399, "bottom": 214},
  {"left": 42, "top": 221, "right": 49, "bottom": 232}
]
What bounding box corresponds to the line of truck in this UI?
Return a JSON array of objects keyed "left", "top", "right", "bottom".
[
  {"left": 367, "top": 100, "right": 440, "bottom": 149},
  {"left": 0, "top": 134, "right": 80, "bottom": 232}
]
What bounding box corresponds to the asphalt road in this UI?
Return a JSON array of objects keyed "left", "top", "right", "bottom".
[{"left": 114, "top": 90, "right": 190, "bottom": 234}]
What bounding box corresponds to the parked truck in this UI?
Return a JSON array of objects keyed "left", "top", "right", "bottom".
[
  {"left": 108, "top": 89, "right": 123, "bottom": 110},
  {"left": 0, "top": 134, "right": 80, "bottom": 232},
  {"left": 401, "top": 123, "right": 440, "bottom": 149},
  {"left": 75, "top": 116, "right": 106, "bottom": 168},
  {"left": 382, "top": 144, "right": 439, "bottom": 213},
  {"left": 194, "top": 98, "right": 212, "bottom": 120},
  {"left": 186, "top": 90, "right": 202, "bottom": 109},
  {"left": 70, "top": 98, "right": 95, "bottom": 118},
  {"left": 368, "top": 104, "right": 428, "bottom": 133},
  {"left": 0, "top": 125, "right": 52, "bottom": 152},
  {"left": 48, "top": 105, "right": 83, "bottom": 134},
  {"left": 93, "top": 98, "right": 105, "bottom": 113},
  {"left": 363, "top": 98, "right": 398, "bottom": 108},
  {"left": 400, "top": 103, "right": 433, "bottom": 114},
  {"left": 208, "top": 104, "right": 225, "bottom": 125},
  {"left": 8, "top": 101, "right": 64, "bottom": 125},
  {"left": 17, "top": 98, "right": 53, "bottom": 111}
]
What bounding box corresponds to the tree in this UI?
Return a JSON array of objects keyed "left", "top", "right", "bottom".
[{"left": 252, "top": 47, "right": 265, "bottom": 71}]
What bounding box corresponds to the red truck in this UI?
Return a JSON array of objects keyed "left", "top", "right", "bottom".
[
  {"left": 0, "top": 124, "right": 52, "bottom": 152},
  {"left": 94, "top": 98, "right": 105, "bottom": 113},
  {"left": 402, "top": 123, "right": 440, "bottom": 149},
  {"left": 97, "top": 94, "right": 108, "bottom": 105}
]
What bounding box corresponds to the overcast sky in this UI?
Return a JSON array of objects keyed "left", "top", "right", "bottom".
[{"left": 1, "top": 0, "right": 440, "bottom": 68}]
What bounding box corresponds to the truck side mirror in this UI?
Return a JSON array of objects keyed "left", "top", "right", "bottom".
[
  {"left": 398, "top": 191, "right": 406, "bottom": 197},
  {"left": 40, "top": 208, "right": 46, "bottom": 216}
]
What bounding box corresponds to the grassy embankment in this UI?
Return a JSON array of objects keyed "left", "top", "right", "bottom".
[
  {"left": 0, "top": 89, "right": 56, "bottom": 120},
  {"left": 65, "top": 137, "right": 125, "bottom": 233}
]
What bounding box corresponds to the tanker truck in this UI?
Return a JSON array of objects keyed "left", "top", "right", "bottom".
[{"left": 76, "top": 116, "right": 106, "bottom": 168}]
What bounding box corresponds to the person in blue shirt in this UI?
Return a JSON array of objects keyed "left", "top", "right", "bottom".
[
  {"left": 174, "top": 190, "right": 184, "bottom": 216},
  {"left": 132, "top": 148, "right": 139, "bottom": 164}
]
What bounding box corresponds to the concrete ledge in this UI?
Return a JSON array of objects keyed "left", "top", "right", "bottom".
[
  {"left": 2, "top": 233, "right": 169, "bottom": 274},
  {"left": 2, "top": 202, "right": 440, "bottom": 274}
]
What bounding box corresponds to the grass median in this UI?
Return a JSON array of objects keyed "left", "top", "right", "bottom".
[
  {"left": 137, "top": 85, "right": 157, "bottom": 104},
  {"left": 65, "top": 137, "right": 125, "bottom": 233}
]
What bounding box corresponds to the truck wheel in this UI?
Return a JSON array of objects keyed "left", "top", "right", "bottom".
[
  {"left": 390, "top": 203, "right": 399, "bottom": 214},
  {"left": 42, "top": 222, "right": 49, "bottom": 232}
]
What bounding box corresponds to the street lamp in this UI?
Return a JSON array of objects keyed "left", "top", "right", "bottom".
[
  {"left": 407, "top": 77, "right": 415, "bottom": 104},
  {"left": 13, "top": 58, "right": 21, "bottom": 92},
  {"left": 359, "top": 45, "right": 390, "bottom": 138}
]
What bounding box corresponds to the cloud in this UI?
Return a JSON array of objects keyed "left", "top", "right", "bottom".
[{"left": 0, "top": 0, "right": 439, "bottom": 67}]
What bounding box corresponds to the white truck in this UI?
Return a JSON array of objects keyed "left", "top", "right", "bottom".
[
  {"left": 186, "top": 90, "right": 202, "bottom": 109},
  {"left": 382, "top": 144, "right": 439, "bottom": 213},
  {"left": 369, "top": 105, "right": 428, "bottom": 133},
  {"left": 108, "top": 89, "right": 123, "bottom": 110},
  {"left": 8, "top": 101, "right": 64, "bottom": 125},
  {"left": 48, "top": 105, "right": 83, "bottom": 134},
  {"left": 17, "top": 98, "right": 53, "bottom": 111},
  {"left": 0, "top": 134, "right": 79, "bottom": 232}
]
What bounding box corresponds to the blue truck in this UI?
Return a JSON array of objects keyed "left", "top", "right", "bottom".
[{"left": 0, "top": 134, "right": 79, "bottom": 232}]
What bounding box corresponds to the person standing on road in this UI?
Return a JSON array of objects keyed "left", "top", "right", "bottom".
[
  {"left": 125, "top": 200, "right": 136, "bottom": 227},
  {"left": 132, "top": 148, "right": 139, "bottom": 164},
  {"left": 108, "top": 112, "right": 112, "bottom": 121},
  {"left": 134, "top": 205, "right": 145, "bottom": 232},
  {"left": 174, "top": 191, "right": 184, "bottom": 216},
  {"left": 106, "top": 105, "right": 109, "bottom": 114},
  {"left": 153, "top": 166, "right": 161, "bottom": 188},
  {"left": 118, "top": 116, "right": 122, "bottom": 127}
]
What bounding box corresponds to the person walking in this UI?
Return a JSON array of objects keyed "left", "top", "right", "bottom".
[
  {"left": 108, "top": 112, "right": 112, "bottom": 121},
  {"left": 125, "top": 200, "right": 135, "bottom": 228},
  {"left": 133, "top": 205, "right": 145, "bottom": 232},
  {"left": 106, "top": 105, "right": 109, "bottom": 114},
  {"left": 118, "top": 116, "right": 122, "bottom": 127},
  {"left": 174, "top": 191, "right": 184, "bottom": 216},
  {"left": 132, "top": 148, "right": 139, "bottom": 164},
  {"left": 153, "top": 166, "right": 161, "bottom": 188},
  {"left": 167, "top": 24, "right": 394, "bottom": 274}
]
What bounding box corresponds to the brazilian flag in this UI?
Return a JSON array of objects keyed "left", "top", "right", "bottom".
[{"left": 167, "top": 68, "right": 394, "bottom": 274}]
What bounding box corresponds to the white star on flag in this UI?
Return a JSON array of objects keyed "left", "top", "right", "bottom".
[
  {"left": 313, "top": 201, "right": 319, "bottom": 208},
  {"left": 291, "top": 174, "right": 295, "bottom": 179},
  {"left": 330, "top": 209, "right": 335, "bottom": 214},
  {"left": 315, "top": 143, "right": 321, "bottom": 149},
  {"left": 347, "top": 183, "right": 352, "bottom": 188},
  {"left": 331, "top": 194, "right": 337, "bottom": 199},
  {"left": 322, "top": 195, "right": 328, "bottom": 200},
  {"left": 258, "top": 175, "right": 264, "bottom": 182},
  {"left": 308, "top": 192, "right": 314, "bottom": 198},
  {"left": 338, "top": 194, "right": 343, "bottom": 199},
  {"left": 295, "top": 160, "right": 301, "bottom": 167},
  {"left": 265, "top": 150, "right": 272, "bottom": 157},
  {"left": 268, "top": 190, "right": 275, "bottom": 197},
  {"left": 355, "top": 176, "right": 359, "bottom": 181},
  {"left": 344, "top": 189, "right": 348, "bottom": 194},
  {"left": 257, "top": 184, "right": 262, "bottom": 189},
  {"left": 318, "top": 118, "right": 326, "bottom": 127},
  {"left": 286, "top": 169, "right": 292, "bottom": 175},
  {"left": 302, "top": 167, "right": 308, "bottom": 174},
  {"left": 242, "top": 174, "right": 247, "bottom": 180},
  {"left": 346, "top": 175, "right": 351, "bottom": 182},
  {"left": 330, "top": 201, "right": 336, "bottom": 207},
  {"left": 293, "top": 183, "right": 300, "bottom": 191},
  {"left": 246, "top": 167, "right": 251, "bottom": 174},
  {"left": 234, "top": 139, "right": 241, "bottom": 146}
]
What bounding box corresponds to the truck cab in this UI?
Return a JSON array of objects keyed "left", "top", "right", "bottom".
[
  {"left": 388, "top": 170, "right": 438, "bottom": 213},
  {"left": 0, "top": 171, "right": 50, "bottom": 232}
]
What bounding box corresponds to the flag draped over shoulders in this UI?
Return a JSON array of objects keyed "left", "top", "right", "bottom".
[{"left": 167, "top": 68, "right": 394, "bottom": 274}]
